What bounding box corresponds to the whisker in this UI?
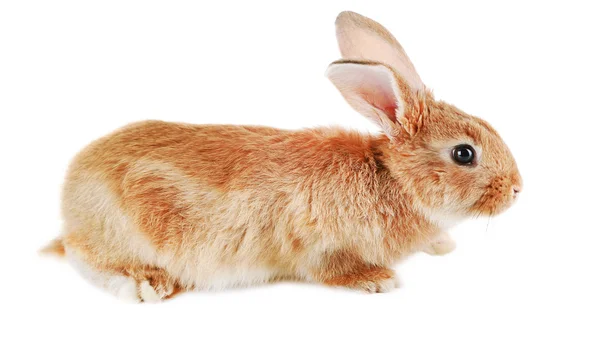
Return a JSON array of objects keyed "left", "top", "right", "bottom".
[{"left": 476, "top": 208, "right": 484, "bottom": 220}]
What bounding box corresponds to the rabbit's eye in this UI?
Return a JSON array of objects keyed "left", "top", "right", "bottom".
[{"left": 452, "top": 144, "right": 475, "bottom": 165}]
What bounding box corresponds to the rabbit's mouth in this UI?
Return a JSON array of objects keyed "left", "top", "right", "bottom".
[{"left": 470, "top": 176, "right": 522, "bottom": 217}]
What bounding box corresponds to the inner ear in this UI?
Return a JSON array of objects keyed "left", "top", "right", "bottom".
[
  {"left": 326, "top": 61, "right": 408, "bottom": 140},
  {"left": 359, "top": 89, "right": 399, "bottom": 122},
  {"left": 352, "top": 66, "right": 402, "bottom": 122}
]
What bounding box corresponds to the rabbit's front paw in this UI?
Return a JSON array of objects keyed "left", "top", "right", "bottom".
[{"left": 423, "top": 232, "right": 456, "bottom": 256}]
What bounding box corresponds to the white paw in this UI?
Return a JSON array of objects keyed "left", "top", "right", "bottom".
[
  {"left": 139, "top": 280, "right": 174, "bottom": 303},
  {"left": 139, "top": 280, "right": 162, "bottom": 303},
  {"left": 423, "top": 232, "right": 456, "bottom": 256},
  {"left": 110, "top": 276, "right": 140, "bottom": 303},
  {"left": 360, "top": 276, "right": 400, "bottom": 293}
]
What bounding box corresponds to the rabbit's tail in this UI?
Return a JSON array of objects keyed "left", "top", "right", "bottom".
[{"left": 40, "top": 237, "right": 66, "bottom": 257}]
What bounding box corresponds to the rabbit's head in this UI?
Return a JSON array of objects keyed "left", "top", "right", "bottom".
[{"left": 327, "top": 12, "right": 522, "bottom": 222}]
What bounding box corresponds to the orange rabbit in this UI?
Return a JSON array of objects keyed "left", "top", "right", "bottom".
[{"left": 43, "top": 11, "right": 521, "bottom": 302}]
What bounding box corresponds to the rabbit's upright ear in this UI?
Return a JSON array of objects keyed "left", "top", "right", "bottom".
[
  {"left": 335, "top": 11, "right": 425, "bottom": 93},
  {"left": 326, "top": 60, "right": 411, "bottom": 140}
]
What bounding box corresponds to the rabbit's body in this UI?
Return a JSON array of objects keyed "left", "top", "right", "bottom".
[
  {"left": 45, "top": 11, "right": 521, "bottom": 302},
  {"left": 61, "top": 121, "right": 438, "bottom": 299}
]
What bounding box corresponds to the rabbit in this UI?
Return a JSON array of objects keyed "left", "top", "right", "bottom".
[{"left": 42, "top": 11, "right": 522, "bottom": 302}]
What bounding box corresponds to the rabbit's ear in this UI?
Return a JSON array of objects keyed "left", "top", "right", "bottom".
[
  {"left": 326, "top": 60, "right": 411, "bottom": 140},
  {"left": 335, "top": 11, "right": 425, "bottom": 92}
]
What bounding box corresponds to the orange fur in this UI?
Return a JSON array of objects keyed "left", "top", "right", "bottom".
[
  {"left": 43, "top": 11, "right": 521, "bottom": 301},
  {"left": 40, "top": 237, "right": 65, "bottom": 257}
]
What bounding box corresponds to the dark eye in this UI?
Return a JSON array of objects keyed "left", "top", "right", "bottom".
[{"left": 452, "top": 144, "right": 476, "bottom": 165}]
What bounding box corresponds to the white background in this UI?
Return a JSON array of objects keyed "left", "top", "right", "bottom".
[{"left": 1, "top": 1, "right": 598, "bottom": 336}]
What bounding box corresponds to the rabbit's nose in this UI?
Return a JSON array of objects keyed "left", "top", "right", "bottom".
[{"left": 512, "top": 185, "right": 521, "bottom": 198}]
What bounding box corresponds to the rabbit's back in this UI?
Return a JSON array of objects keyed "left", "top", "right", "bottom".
[{"left": 60, "top": 121, "right": 374, "bottom": 288}]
